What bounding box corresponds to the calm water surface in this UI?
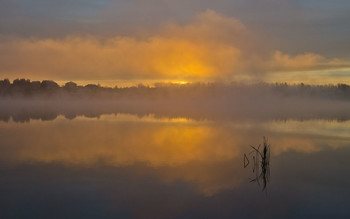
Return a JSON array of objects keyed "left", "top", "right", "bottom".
[{"left": 0, "top": 114, "right": 349, "bottom": 218}]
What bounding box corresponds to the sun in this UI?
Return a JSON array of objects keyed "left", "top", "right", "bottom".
[
  {"left": 170, "top": 80, "right": 189, "bottom": 85},
  {"left": 177, "top": 81, "right": 188, "bottom": 85}
]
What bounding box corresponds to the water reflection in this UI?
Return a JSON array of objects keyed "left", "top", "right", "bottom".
[
  {"left": 0, "top": 113, "right": 350, "bottom": 218},
  {"left": 2, "top": 98, "right": 350, "bottom": 123}
]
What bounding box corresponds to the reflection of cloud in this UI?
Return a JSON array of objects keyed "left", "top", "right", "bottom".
[
  {"left": 0, "top": 10, "right": 348, "bottom": 82},
  {"left": 0, "top": 115, "right": 246, "bottom": 195},
  {"left": 273, "top": 138, "right": 320, "bottom": 154},
  {"left": 157, "top": 161, "right": 245, "bottom": 196},
  {"left": 1, "top": 115, "right": 350, "bottom": 195},
  {"left": 0, "top": 115, "right": 242, "bottom": 167},
  {"left": 264, "top": 120, "right": 350, "bottom": 154}
]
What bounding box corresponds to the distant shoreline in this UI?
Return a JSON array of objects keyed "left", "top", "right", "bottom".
[
  {"left": 1, "top": 78, "right": 350, "bottom": 100},
  {"left": 1, "top": 78, "right": 350, "bottom": 123}
]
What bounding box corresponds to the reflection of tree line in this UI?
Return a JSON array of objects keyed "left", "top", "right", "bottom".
[
  {"left": 0, "top": 111, "right": 58, "bottom": 123},
  {"left": 2, "top": 104, "right": 350, "bottom": 123}
]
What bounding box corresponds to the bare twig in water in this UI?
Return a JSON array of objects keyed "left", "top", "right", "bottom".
[{"left": 244, "top": 136, "right": 271, "bottom": 191}]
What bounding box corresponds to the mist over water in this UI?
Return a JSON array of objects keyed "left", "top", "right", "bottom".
[
  {"left": 2, "top": 80, "right": 350, "bottom": 122},
  {"left": 1, "top": 81, "right": 350, "bottom": 218}
]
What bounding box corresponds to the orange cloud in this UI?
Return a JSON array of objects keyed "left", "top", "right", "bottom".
[
  {"left": 268, "top": 51, "right": 349, "bottom": 72},
  {"left": 0, "top": 10, "right": 348, "bottom": 82}
]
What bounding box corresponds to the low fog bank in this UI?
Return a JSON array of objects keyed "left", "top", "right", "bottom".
[{"left": 1, "top": 79, "right": 350, "bottom": 122}]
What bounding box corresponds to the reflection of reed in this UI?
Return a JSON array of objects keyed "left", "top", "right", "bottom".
[{"left": 244, "top": 136, "right": 270, "bottom": 191}]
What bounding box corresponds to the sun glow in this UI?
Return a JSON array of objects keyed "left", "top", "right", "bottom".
[
  {"left": 149, "top": 38, "right": 213, "bottom": 79},
  {"left": 173, "top": 80, "right": 189, "bottom": 85}
]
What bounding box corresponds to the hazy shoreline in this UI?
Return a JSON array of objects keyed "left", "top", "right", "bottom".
[{"left": 2, "top": 79, "right": 350, "bottom": 122}]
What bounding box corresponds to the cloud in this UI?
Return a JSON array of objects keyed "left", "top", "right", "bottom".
[
  {"left": 269, "top": 51, "right": 350, "bottom": 72},
  {"left": 0, "top": 10, "right": 348, "bottom": 82}
]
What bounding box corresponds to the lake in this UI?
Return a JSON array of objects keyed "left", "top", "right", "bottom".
[{"left": 0, "top": 113, "right": 349, "bottom": 218}]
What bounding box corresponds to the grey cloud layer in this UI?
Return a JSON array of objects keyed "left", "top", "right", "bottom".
[{"left": 1, "top": 0, "right": 350, "bottom": 58}]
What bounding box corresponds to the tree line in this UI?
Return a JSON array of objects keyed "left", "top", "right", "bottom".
[{"left": 1, "top": 78, "right": 350, "bottom": 100}]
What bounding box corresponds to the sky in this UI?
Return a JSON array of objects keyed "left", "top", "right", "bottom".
[{"left": 1, "top": 0, "right": 350, "bottom": 85}]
